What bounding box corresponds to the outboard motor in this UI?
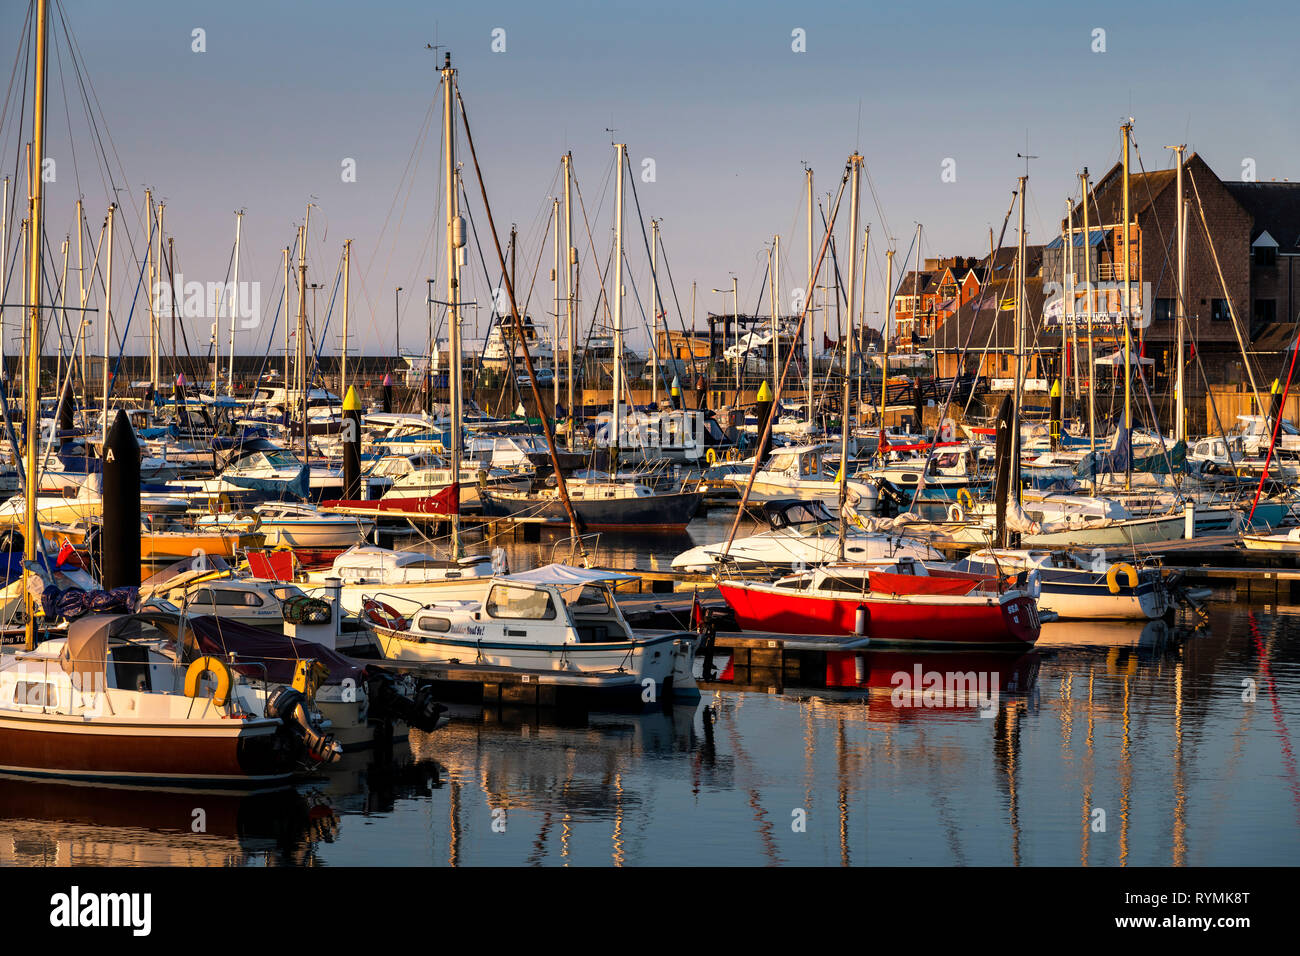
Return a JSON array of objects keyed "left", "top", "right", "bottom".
[
  {"left": 366, "top": 669, "right": 448, "bottom": 732},
  {"left": 266, "top": 686, "right": 342, "bottom": 767}
]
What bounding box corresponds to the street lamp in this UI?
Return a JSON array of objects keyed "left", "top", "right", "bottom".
[
  {"left": 426, "top": 278, "right": 435, "bottom": 413},
  {"left": 395, "top": 286, "right": 403, "bottom": 360},
  {"left": 712, "top": 276, "right": 739, "bottom": 400}
]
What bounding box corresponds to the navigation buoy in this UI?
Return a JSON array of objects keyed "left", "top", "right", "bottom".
[
  {"left": 101, "top": 409, "right": 141, "bottom": 589},
  {"left": 342, "top": 386, "right": 362, "bottom": 500}
]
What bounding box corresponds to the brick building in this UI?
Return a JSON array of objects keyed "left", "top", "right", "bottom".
[
  {"left": 893, "top": 252, "right": 1022, "bottom": 349},
  {"left": 1041, "top": 152, "right": 1254, "bottom": 384},
  {"left": 1223, "top": 180, "right": 1300, "bottom": 336}
]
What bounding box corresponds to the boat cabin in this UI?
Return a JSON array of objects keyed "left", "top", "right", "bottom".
[
  {"left": 759, "top": 499, "right": 837, "bottom": 530},
  {"left": 406, "top": 564, "right": 637, "bottom": 645},
  {"left": 330, "top": 545, "right": 493, "bottom": 585}
]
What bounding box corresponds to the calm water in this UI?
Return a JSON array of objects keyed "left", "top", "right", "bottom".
[{"left": 2, "top": 519, "right": 1298, "bottom": 866}]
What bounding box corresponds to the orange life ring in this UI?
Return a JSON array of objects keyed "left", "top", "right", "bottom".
[{"left": 362, "top": 598, "right": 409, "bottom": 632}]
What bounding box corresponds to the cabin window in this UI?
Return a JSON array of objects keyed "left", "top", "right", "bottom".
[
  {"left": 13, "top": 681, "right": 56, "bottom": 708},
  {"left": 191, "top": 589, "right": 263, "bottom": 607},
  {"left": 571, "top": 585, "right": 613, "bottom": 610},
  {"left": 417, "top": 616, "right": 452, "bottom": 633},
  {"left": 820, "top": 576, "right": 868, "bottom": 593},
  {"left": 486, "top": 585, "right": 557, "bottom": 621}
]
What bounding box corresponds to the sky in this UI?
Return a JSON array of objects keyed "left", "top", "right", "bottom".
[{"left": 2, "top": 0, "right": 1298, "bottom": 360}]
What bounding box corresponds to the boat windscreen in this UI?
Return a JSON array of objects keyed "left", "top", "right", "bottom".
[{"left": 141, "top": 552, "right": 231, "bottom": 586}]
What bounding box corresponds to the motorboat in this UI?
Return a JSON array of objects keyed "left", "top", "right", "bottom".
[
  {"left": 724, "top": 442, "right": 879, "bottom": 511},
  {"left": 198, "top": 502, "right": 373, "bottom": 549},
  {"left": 299, "top": 544, "right": 497, "bottom": 617},
  {"left": 362, "top": 563, "right": 695, "bottom": 698},
  {"left": 672, "top": 499, "right": 943, "bottom": 573},
  {"left": 138, "top": 555, "right": 298, "bottom": 628}
]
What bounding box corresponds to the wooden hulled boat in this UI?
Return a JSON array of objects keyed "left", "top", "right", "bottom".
[
  {"left": 0, "top": 615, "right": 306, "bottom": 784},
  {"left": 44, "top": 519, "right": 260, "bottom": 561},
  {"left": 953, "top": 548, "right": 1170, "bottom": 620},
  {"left": 479, "top": 479, "right": 703, "bottom": 531}
]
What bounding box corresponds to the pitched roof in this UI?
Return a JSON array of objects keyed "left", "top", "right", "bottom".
[
  {"left": 896, "top": 271, "right": 936, "bottom": 296},
  {"left": 972, "top": 244, "right": 1043, "bottom": 281},
  {"left": 927, "top": 276, "right": 1053, "bottom": 351},
  {"left": 1089, "top": 165, "right": 1177, "bottom": 225},
  {"left": 1223, "top": 181, "right": 1300, "bottom": 251}
]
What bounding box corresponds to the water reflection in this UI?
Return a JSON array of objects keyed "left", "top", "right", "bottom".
[
  {"left": 0, "top": 776, "right": 335, "bottom": 866},
  {"left": 865, "top": 605, "right": 1300, "bottom": 865},
  {"left": 0, "top": 602, "right": 1295, "bottom": 866}
]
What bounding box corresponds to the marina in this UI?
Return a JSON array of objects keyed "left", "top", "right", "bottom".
[{"left": 0, "top": 3, "right": 1294, "bottom": 935}]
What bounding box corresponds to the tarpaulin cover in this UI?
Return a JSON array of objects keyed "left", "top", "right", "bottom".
[
  {"left": 224, "top": 464, "right": 310, "bottom": 501},
  {"left": 1074, "top": 434, "right": 1185, "bottom": 478},
  {"left": 505, "top": 563, "right": 638, "bottom": 587},
  {"left": 186, "top": 614, "right": 363, "bottom": 686},
  {"left": 42, "top": 585, "right": 138, "bottom": 622}
]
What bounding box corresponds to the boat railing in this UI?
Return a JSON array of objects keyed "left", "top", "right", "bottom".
[
  {"left": 224, "top": 656, "right": 270, "bottom": 713},
  {"left": 551, "top": 532, "right": 601, "bottom": 565},
  {"left": 362, "top": 589, "right": 430, "bottom": 620}
]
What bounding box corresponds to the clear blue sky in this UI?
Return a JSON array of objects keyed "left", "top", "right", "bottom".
[{"left": 2, "top": 0, "right": 1297, "bottom": 357}]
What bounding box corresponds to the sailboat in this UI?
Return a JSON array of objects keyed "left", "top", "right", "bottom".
[
  {"left": 0, "top": 0, "right": 343, "bottom": 784},
  {"left": 477, "top": 140, "right": 704, "bottom": 531}
]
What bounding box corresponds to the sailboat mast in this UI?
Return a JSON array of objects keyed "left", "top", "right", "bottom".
[
  {"left": 102, "top": 204, "right": 114, "bottom": 444},
  {"left": 296, "top": 223, "right": 308, "bottom": 462},
  {"left": 879, "top": 249, "right": 894, "bottom": 432},
  {"left": 1, "top": 177, "right": 7, "bottom": 378},
  {"left": 282, "top": 246, "right": 290, "bottom": 390},
  {"left": 1121, "top": 122, "right": 1133, "bottom": 491},
  {"left": 227, "top": 210, "right": 242, "bottom": 395},
  {"left": 442, "top": 53, "right": 464, "bottom": 558},
  {"left": 769, "top": 237, "right": 777, "bottom": 378},
  {"left": 1171, "top": 144, "right": 1187, "bottom": 443},
  {"left": 341, "top": 238, "right": 351, "bottom": 399},
  {"left": 1013, "top": 176, "right": 1026, "bottom": 514},
  {"left": 838, "top": 154, "right": 861, "bottom": 561},
  {"left": 612, "top": 142, "right": 625, "bottom": 470},
  {"left": 651, "top": 217, "right": 659, "bottom": 406},
  {"left": 554, "top": 198, "right": 562, "bottom": 413},
  {"left": 1063, "top": 200, "right": 1072, "bottom": 408},
  {"left": 23, "top": 0, "right": 49, "bottom": 650},
  {"left": 858, "top": 226, "right": 869, "bottom": 412},
  {"left": 805, "top": 167, "right": 814, "bottom": 423},
  {"left": 57, "top": 235, "right": 67, "bottom": 394},
  {"left": 76, "top": 197, "right": 86, "bottom": 401},
  {"left": 913, "top": 223, "right": 922, "bottom": 349},
  {"left": 1081, "top": 170, "right": 1095, "bottom": 464},
  {"left": 145, "top": 188, "right": 156, "bottom": 402},
  {"left": 563, "top": 152, "right": 574, "bottom": 448}
]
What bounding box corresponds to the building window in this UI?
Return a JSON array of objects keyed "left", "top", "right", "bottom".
[
  {"left": 1254, "top": 298, "right": 1277, "bottom": 325},
  {"left": 1255, "top": 245, "right": 1278, "bottom": 267},
  {"left": 1154, "top": 298, "right": 1175, "bottom": 322},
  {"left": 1211, "top": 299, "right": 1230, "bottom": 322}
]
